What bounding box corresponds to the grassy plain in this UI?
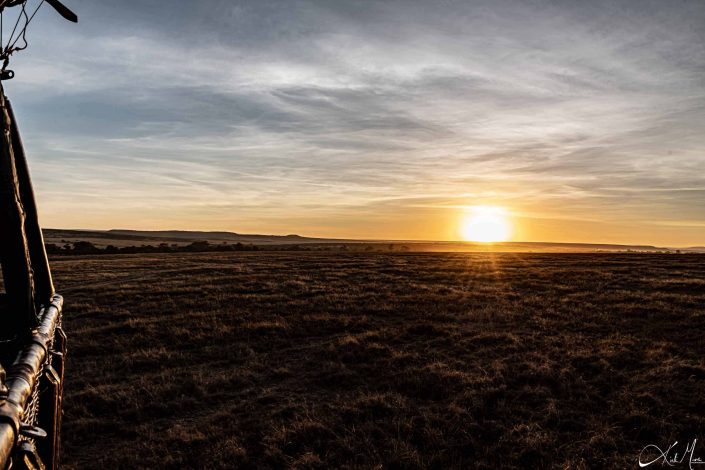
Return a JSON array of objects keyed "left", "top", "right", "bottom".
[{"left": 54, "top": 252, "right": 705, "bottom": 468}]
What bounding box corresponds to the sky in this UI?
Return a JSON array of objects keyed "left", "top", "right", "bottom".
[{"left": 4, "top": 0, "right": 705, "bottom": 246}]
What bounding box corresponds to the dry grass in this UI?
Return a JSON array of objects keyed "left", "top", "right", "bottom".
[{"left": 52, "top": 252, "right": 705, "bottom": 468}]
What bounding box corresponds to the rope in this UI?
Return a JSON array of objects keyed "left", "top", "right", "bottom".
[
  {"left": 3, "top": 1, "right": 26, "bottom": 56},
  {"left": 7, "top": 0, "right": 45, "bottom": 54},
  {"left": 0, "top": 0, "right": 46, "bottom": 71}
]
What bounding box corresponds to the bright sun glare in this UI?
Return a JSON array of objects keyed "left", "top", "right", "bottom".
[{"left": 460, "top": 206, "right": 512, "bottom": 243}]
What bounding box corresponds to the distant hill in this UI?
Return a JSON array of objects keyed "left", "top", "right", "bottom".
[
  {"left": 104, "top": 229, "right": 325, "bottom": 243},
  {"left": 41, "top": 228, "right": 704, "bottom": 252},
  {"left": 43, "top": 228, "right": 344, "bottom": 247},
  {"left": 107, "top": 229, "right": 323, "bottom": 243}
]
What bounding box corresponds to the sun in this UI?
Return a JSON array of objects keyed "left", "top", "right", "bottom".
[{"left": 460, "top": 206, "right": 512, "bottom": 242}]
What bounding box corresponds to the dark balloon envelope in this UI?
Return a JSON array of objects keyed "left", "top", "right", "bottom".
[{"left": 44, "top": 0, "right": 78, "bottom": 23}]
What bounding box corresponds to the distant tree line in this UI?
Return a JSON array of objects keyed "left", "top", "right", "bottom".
[
  {"left": 45, "top": 240, "right": 260, "bottom": 255},
  {"left": 44, "top": 240, "right": 414, "bottom": 255}
]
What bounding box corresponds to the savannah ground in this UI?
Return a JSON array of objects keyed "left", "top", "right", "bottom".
[{"left": 55, "top": 251, "right": 705, "bottom": 469}]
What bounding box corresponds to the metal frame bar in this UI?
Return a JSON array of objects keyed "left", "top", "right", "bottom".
[
  {"left": 0, "top": 88, "right": 37, "bottom": 344},
  {"left": 0, "top": 295, "right": 63, "bottom": 468},
  {"left": 6, "top": 96, "right": 54, "bottom": 303}
]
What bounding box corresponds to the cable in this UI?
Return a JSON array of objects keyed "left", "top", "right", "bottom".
[
  {"left": 7, "top": 0, "right": 45, "bottom": 53},
  {"left": 3, "top": 0, "right": 26, "bottom": 55}
]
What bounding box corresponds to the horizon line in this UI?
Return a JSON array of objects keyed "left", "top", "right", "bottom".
[{"left": 43, "top": 227, "right": 704, "bottom": 250}]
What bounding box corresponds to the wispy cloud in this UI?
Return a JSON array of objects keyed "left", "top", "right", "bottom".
[{"left": 5, "top": 0, "right": 705, "bottom": 244}]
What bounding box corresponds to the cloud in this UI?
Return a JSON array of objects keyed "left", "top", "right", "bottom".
[{"left": 3, "top": 0, "right": 704, "bottom": 243}]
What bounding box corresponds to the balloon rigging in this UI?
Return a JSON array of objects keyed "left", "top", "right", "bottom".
[{"left": 0, "top": 0, "right": 77, "bottom": 80}]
